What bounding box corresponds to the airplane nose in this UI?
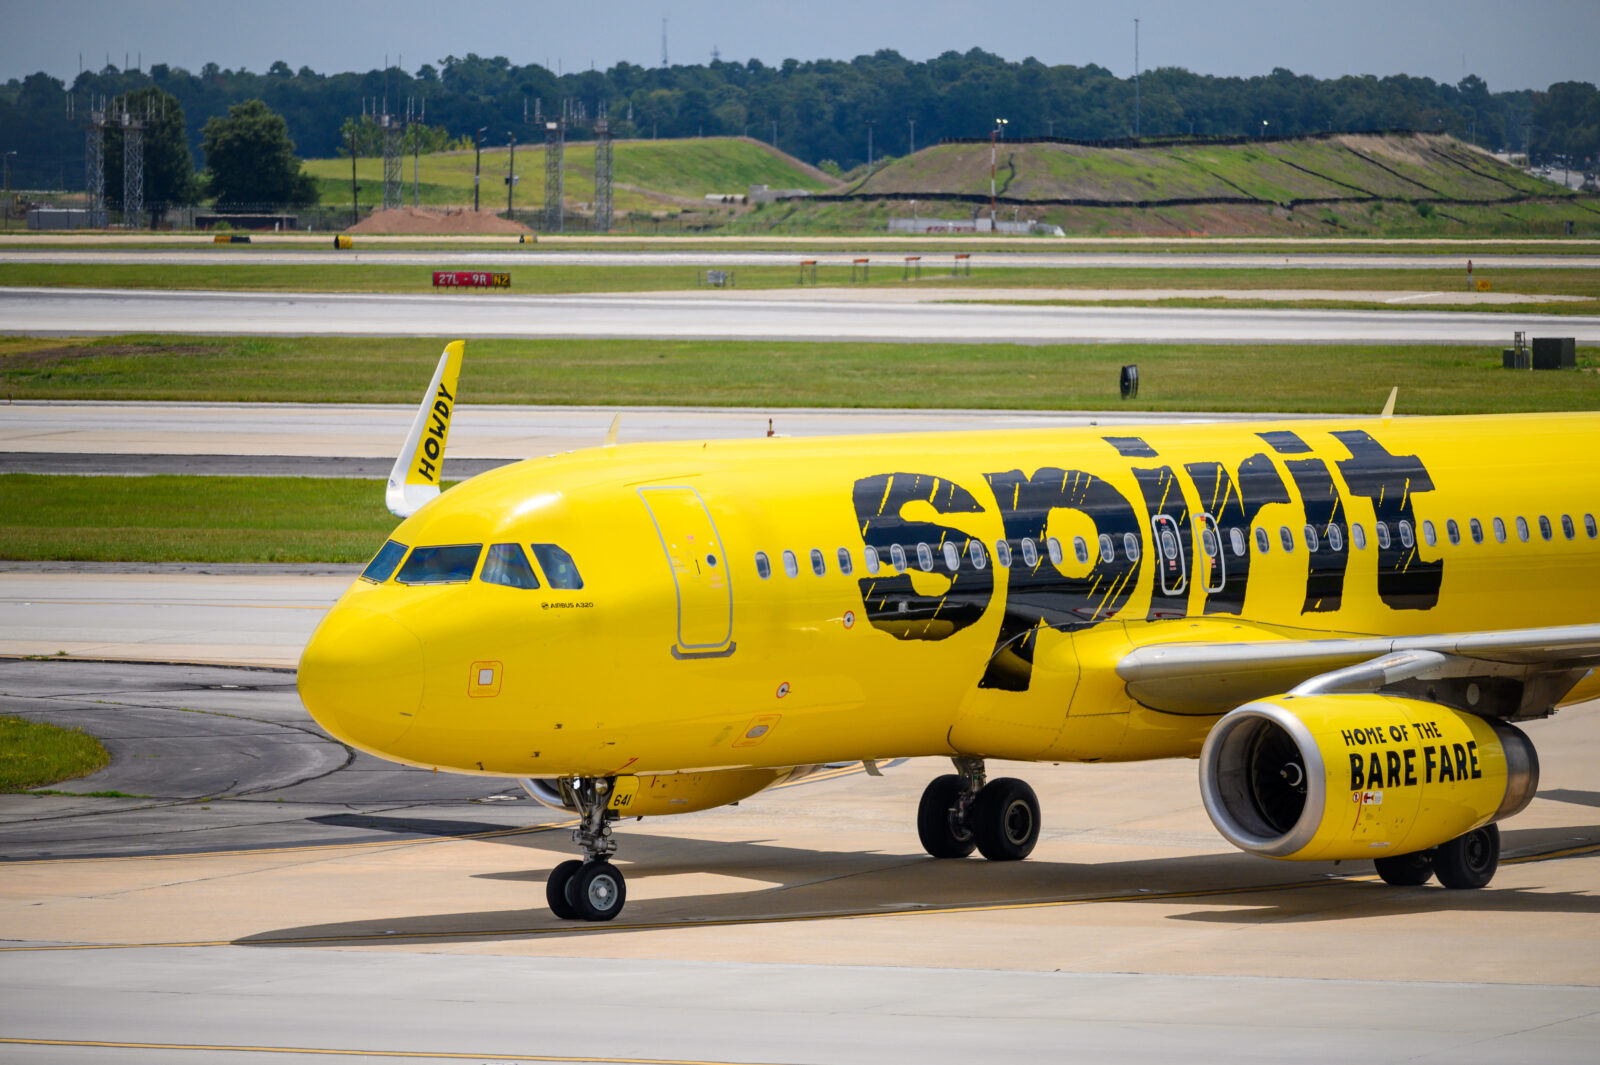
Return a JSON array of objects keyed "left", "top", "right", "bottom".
[{"left": 298, "top": 607, "right": 424, "bottom": 753}]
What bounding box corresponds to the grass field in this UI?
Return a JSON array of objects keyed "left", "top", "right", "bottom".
[
  {"left": 302, "top": 137, "right": 832, "bottom": 213},
  {"left": 2, "top": 263, "right": 1596, "bottom": 314},
  {"left": 3, "top": 334, "right": 1595, "bottom": 412},
  {"left": 0, "top": 715, "right": 111, "bottom": 792},
  {"left": 0, "top": 474, "right": 402, "bottom": 563}
]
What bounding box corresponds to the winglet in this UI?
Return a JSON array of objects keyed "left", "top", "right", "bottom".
[
  {"left": 386, "top": 341, "right": 464, "bottom": 518},
  {"left": 1380, "top": 387, "right": 1398, "bottom": 421},
  {"left": 603, "top": 413, "right": 620, "bottom": 448}
]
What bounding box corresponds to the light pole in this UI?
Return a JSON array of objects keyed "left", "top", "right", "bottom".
[
  {"left": 473, "top": 126, "right": 487, "bottom": 211},
  {"left": 1260, "top": 119, "right": 1268, "bottom": 139},
  {"left": 506, "top": 131, "right": 516, "bottom": 215},
  {"left": 1133, "top": 17, "right": 1140, "bottom": 139},
  {"left": 909, "top": 118, "right": 915, "bottom": 156},
  {"left": 990, "top": 119, "right": 1008, "bottom": 224},
  {"left": 2, "top": 150, "right": 15, "bottom": 194},
  {"left": 866, "top": 120, "right": 874, "bottom": 172}
]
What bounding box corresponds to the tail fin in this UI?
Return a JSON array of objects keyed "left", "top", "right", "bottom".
[{"left": 386, "top": 341, "right": 464, "bottom": 518}]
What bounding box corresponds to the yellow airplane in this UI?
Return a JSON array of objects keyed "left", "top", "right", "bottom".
[{"left": 299, "top": 341, "right": 1598, "bottom": 921}]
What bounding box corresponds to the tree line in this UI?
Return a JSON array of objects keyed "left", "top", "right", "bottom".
[{"left": 3, "top": 48, "right": 1596, "bottom": 201}]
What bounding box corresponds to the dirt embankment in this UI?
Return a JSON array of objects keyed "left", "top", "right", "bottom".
[{"left": 347, "top": 207, "right": 530, "bottom": 235}]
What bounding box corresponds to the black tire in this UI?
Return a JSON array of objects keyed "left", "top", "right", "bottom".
[
  {"left": 571, "top": 860, "right": 628, "bottom": 921},
  {"left": 1374, "top": 850, "right": 1434, "bottom": 887},
  {"left": 973, "top": 777, "right": 1040, "bottom": 861},
  {"left": 1434, "top": 824, "right": 1499, "bottom": 890},
  {"left": 546, "top": 859, "right": 584, "bottom": 920},
  {"left": 917, "top": 774, "right": 977, "bottom": 859}
]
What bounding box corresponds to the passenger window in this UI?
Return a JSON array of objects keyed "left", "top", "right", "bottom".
[
  {"left": 1445, "top": 520, "right": 1459, "bottom": 546},
  {"left": 1328, "top": 524, "right": 1344, "bottom": 552},
  {"left": 916, "top": 542, "right": 934, "bottom": 572},
  {"left": 1254, "top": 527, "right": 1270, "bottom": 554},
  {"left": 969, "top": 540, "right": 988, "bottom": 569},
  {"left": 755, "top": 551, "right": 772, "bottom": 579},
  {"left": 1562, "top": 514, "right": 1575, "bottom": 540},
  {"left": 1160, "top": 528, "right": 1179, "bottom": 560},
  {"left": 782, "top": 549, "right": 800, "bottom": 578},
  {"left": 1200, "top": 526, "right": 1218, "bottom": 558},
  {"left": 1351, "top": 523, "right": 1367, "bottom": 550},
  {"left": 1539, "top": 516, "right": 1553, "bottom": 541},
  {"left": 1469, "top": 518, "right": 1483, "bottom": 545},
  {"left": 396, "top": 544, "right": 482, "bottom": 585},
  {"left": 994, "top": 540, "right": 1013, "bottom": 567},
  {"left": 864, "top": 545, "right": 881, "bottom": 574},
  {"left": 1516, "top": 516, "right": 1530, "bottom": 542},
  {"left": 1587, "top": 514, "right": 1598, "bottom": 539},
  {"left": 1493, "top": 517, "right": 1507, "bottom": 543},
  {"left": 1279, "top": 526, "right": 1294, "bottom": 552},
  {"left": 1123, "top": 532, "right": 1141, "bottom": 561},
  {"left": 1376, "top": 522, "right": 1392, "bottom": 549},
  {"left": 837, "top": 547, "right": 854, "bottom": 576},
  {"left": 1422, "top": 520, "right": 1436, "bottom": 547},
  {"left": 1229, "top": 527, "right": 1246, "bottom": 556},
  {"left": 481, "top": 543, "right": 541, "bottom": 589},
  {"left": 1073, "top": 536, "right": 1090, "bottom": 565},
  {"left": 1047, "top": 537, "right": 1065, "bottom": 566},
  {"left": 1303, "top": 525, "right": 1319, "bottom": 552},
  {"left": 1100, "top": 534, "right": 1116, "bottom": 563},
  {"left": 943, "top": 541, "right": 961, "bottom": 571},
  {"left": 810, "top": 548, "right": 826, "bottom": 576},
  {"left": 1020, "top": 538, "right": 1039, "bottom": 567},
  {"left": 531, "top": 544, "right": 584, "bottom": 589},
  {"left": 360, "top": 539, "right": 408, "bottom": 583},
  {"left": 890, "top": 544, "right": 907, "bottom": 572},
  {"left": 1399, "top": 521, "right": 1414, "bottom": 549}
]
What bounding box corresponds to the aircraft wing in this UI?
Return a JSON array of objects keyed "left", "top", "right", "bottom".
[{"left": 1116, "top": 623, "right": 1600, "bottom": 717}]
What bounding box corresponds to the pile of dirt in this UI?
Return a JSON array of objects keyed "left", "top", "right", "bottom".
[{"left": 347, "top": 207, "right": 530, "bottom": 234}]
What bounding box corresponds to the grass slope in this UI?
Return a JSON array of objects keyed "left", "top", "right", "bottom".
[
  {"left": 303, "top": 137, "right": 833, "bottom": 214},
  {"left": 0, "top": 715, "right": 111, "bottom": 792}
]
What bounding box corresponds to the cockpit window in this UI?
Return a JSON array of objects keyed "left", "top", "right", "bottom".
[
  {"left": 481, "top": 543, "right": 541, "bottom": 589},
  {"left": 395, "top": 544, "right": 482, "bottom": 585},
  {"left": 531, "top": 543, "right": 584, "bottom": 589},
  {"left": 360, "top": 539, "right": 408, "bottom": 583}
]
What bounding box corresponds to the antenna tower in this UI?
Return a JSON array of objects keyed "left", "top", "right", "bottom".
[
  {"left": 74, "top": 94, "right": 109, "bottom": 224},
  {"left": 661, "top": 14, "right": 669, "bottom": 67},
  {"left": 543, "top": 120, "right": 565, "bottom": 232},
  {"left": 379, "top": 101, "right": 402, "bottom": 210},
  {"left": 120, "top": 99, "right": 146, "bottom": 227},
  {"left": 594, "top": 105, "right": 613, "bottom": 233}
]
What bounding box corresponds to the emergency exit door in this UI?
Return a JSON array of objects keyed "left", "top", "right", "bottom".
[{"left": 638, "top": 486, "right": 735, "bottom": 657}]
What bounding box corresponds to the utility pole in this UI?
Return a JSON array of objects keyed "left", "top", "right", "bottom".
[
  {"left": 1133, "top": 17, "right": 1141, "bottom": 139},
  {"left": 909, "top": 118, "right": 915, "bottom": 155},
  {"left": 989, "top": 125, "right": 998, "bottom": 224},
  {"left": 473, "top": 127, "right": 486, "bottom": 211},
  {"left": 866, "top": 121, "right": 874, "bottom": 172},
  {"left": 506, "top": 132, "right": 516, "bottom": 215},
  {"left": 349, "top": 125, "right": 359, "bottom": 227}
]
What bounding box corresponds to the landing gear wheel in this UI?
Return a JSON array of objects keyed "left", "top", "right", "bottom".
[
  {"left": 546, "top": 859, "right": 584, "bottom": 920},
  {"left": 571, "top": 860, "right": 627, "bottom": 921},
  {"left": 973, "top": 777, "right": 1040, "bottom": 861},
  {"left": 1373, "top": 850, "right": 1434, "bottom": 887},
  {"left": 917, "top": 774, "right": 976, "bottom": 859},
  {"left": 1434, "top": 824, "right": 1499, "bottom": 890}
]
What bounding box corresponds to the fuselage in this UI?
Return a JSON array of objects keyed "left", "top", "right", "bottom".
[{"left": 297, "top": 412, "right": 1600, "bottom": 780}]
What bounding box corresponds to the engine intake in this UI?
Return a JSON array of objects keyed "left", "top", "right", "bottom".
[{"left": 1200, "top": 694, "right": 1537, "bottom": 861}]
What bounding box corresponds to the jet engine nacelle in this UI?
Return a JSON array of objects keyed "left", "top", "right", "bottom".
[
  {"left": 522, "top": 765, "right": 824, "bottom": 818},
  {"left": 1200, "top": 694, "right": 1538, "bottom": 862}
]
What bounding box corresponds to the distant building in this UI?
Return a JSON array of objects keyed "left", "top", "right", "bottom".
[{"left": 888, "top": 216, "right": 1065, "bottom": 237}]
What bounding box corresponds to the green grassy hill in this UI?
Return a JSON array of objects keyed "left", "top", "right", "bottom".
[{"left": 303, "top": 136, "right": 834, "bottom": 216}]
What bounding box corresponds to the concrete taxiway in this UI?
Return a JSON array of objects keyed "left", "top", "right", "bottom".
[
  {"left": 4, "top": 287, "right": 1598, "bottom": 343},
  {"left": 2, "top": 658, "right": 1598, "bottom": 1062}
]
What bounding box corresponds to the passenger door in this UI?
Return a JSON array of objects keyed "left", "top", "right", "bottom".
[{"left": 638, "top": 486, "right": 735, "bottom": 658}]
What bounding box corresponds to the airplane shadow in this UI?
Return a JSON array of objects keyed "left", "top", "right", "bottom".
[{"left": 234, "top": 820, "right": 1600, "bottom": 948}]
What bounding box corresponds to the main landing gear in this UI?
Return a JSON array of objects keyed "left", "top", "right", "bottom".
[
  {"left": 1373, "top": 823, "right": 1500, "bottom": 890},
  {"left": 917, "top": 757, "right": 1041, "bottom": 862},
  {"left": 545, "top": 777, "right": 628, "bottom": 922}
]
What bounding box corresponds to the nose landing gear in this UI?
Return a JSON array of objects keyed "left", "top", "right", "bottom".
[
  {"left": 917, "top": 757, "right": 1041, "bottom": 862},
  {"left": 545, "top": 777, "right": 628, "bottom": 922}
]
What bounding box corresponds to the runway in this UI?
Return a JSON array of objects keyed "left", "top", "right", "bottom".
[
  {"left": 2, "top": 658, "right": 1598, "bottom": 1062},
  {"left": 4, "top": 286, "right": 1598, "bottom": 343},
  {"left": 5, "top": 248, "right": 1600, "bottom": 269}
]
